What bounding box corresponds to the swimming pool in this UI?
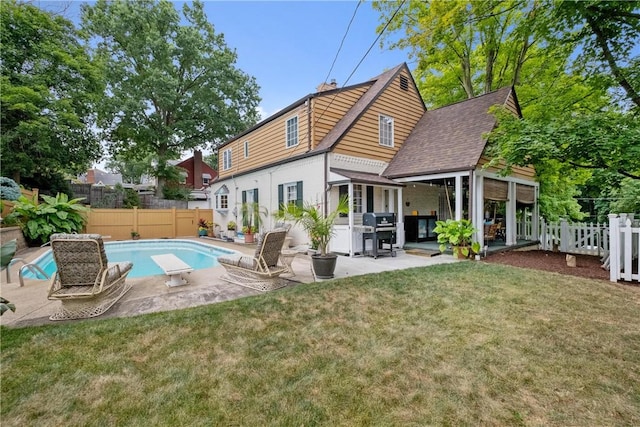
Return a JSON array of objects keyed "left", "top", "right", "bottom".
[{"left": 23, "top": 239, "right": 239, "bottom": 279}]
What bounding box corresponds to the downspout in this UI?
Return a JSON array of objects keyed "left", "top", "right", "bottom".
[
  {"left": 306, "top": 96, "right": 312, "bottom": 153},
  {"left": 324, "top": 152, "right": 329, "bottom": 217},
  {"left": 468, "top": 168, "right": 474, "bottom": 222}
]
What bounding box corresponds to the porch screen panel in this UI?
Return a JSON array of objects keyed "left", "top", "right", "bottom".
[
  {"left": 516, "top": 184, "right": 535, "bottom": 204},
  {"left": 484, "top": 178, "right": 508, "bottom": 201}
]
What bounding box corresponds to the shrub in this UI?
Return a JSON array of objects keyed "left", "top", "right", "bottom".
[
  {"left": 0, "top": 177, "right": 21, "bottom": 201},
  {"left": 7, "top": 193, "right": 89, "bottom": 245}
]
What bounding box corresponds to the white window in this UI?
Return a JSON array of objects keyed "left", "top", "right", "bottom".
[
  {"left": 379, "top": 114, "right": 394, "bottom": 147},
  {"left": 222, "top": 149, "right": 232, "bottom": 170},
  {"left": 216, "top": 194, "right": 228, "bottom": 210},
  {"left": 244, "top": 140, "right": 249, "bottom": 158},
  {"left": 353, "top": 184, "right": 363, "bottom": 213},
  {"left": 285, "top": 182, "right": 297, "bottom": 205},
  {"left": 214, "top": 185, "right": 229, "bottom": 211},
  {"left": 286, "top": 116, "right": 298, "bottom": 148}
]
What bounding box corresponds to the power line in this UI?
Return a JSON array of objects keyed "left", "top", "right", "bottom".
[
  {"left": 321, "top": 1, "right": 362, "bottom": 88},
  {"left": 313, "top": 0, "right": 407, "bottom": 127}
]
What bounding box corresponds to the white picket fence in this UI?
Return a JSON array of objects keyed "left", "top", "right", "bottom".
[
  {"left": 539, "top": 218, "right": 607, "bottom": 256},
  {"left": 608, "top": 214, "right": 640, "bottom": 283}
]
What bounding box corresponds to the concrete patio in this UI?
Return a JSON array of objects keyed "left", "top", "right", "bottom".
[{"left": 0, "top": 238, "right": 458, "bottom": 328}]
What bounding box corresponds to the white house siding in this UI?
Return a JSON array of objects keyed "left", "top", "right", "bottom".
[
  {"left": 403, "top": 184, "right": 440, "bottom": 216},
  {"left": 209, "top": 155, "right": 326, "bottom": 247}
]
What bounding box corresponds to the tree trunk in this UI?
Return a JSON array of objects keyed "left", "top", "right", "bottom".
[{"left": 586, "top": 14, "right": 640, "bottom": 108}]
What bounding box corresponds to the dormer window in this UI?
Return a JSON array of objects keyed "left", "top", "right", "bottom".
[{"left": 215, "top": 185, "right": 229, "bottom": 212}]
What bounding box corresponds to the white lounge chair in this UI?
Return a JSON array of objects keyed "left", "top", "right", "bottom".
[{"left": 218, "top": 229, "right": 288, "bottom": 291}]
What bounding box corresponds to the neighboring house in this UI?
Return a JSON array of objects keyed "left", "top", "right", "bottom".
[
  {"left": 176, "top": 150, "right": 218, "bottom": 201},
  {"left": 80, "top": 169, "right": 123, "bottom": 186},
  {"left": 211, "top": 63, "right": 538, "bottom": 255}
]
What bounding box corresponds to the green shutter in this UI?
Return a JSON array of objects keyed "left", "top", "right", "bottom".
[
  {"left": 278, "top": 184, "right": 284, "bottom": 211},
  {"left": 242, "top": 190, "right": 247, "bottom": 204},
  {"left": 296, "top": 181, "right": 303, "bottom": 208},
  {"left": 254, "top": 188, "right": 259, "bottom": 204},
  {"left": 367, "top": 186, "right": 374, "bottom": 212}
]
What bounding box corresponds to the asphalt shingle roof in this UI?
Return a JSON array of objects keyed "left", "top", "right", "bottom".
[{"left": 383, "top": 86, "right": 516, "bottom": 178}]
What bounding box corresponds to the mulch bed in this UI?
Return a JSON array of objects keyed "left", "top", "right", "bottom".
[{"left": 483, "top": 249, "right": 611, "bottom": 282}]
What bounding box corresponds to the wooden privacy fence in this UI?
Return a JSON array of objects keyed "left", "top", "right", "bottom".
[
  {"left": 1, "top": 188, "right": 39, "bottom": 217},
  {"left": 608, "top": 214, "right": 640, "bottom": 283},
  {"left": 539, "top": 218, "right": 607, "bottom": 256},
  {"left": 84, "top": 207, "right": 214, "bottom": 240}
]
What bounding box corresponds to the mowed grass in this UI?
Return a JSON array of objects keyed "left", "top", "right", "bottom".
[{"left": 2, "top": 262, "right": 639, "bottom": 426}]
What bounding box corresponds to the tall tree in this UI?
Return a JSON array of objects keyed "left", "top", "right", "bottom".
[
  {"left": 0, "top": 0, "right": 104, "bottom": 185},
  {"left": 374, "top": 0, "right": 551, "bottom": 106},
  {"left": 487, "top": 1, "right": 640, "bottom": 219},
  {"left": 105, "top": 153, "right": 154, "bottom": 185},
  {"left": 555, "top": 0, "right": 640, "bottom": 108},
  {"left": 81, "top": 0, "right": 261, "bottom": 196}
]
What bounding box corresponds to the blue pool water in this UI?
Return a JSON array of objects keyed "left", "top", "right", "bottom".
[{"left": 24, "top": 239, "right": 238, "bottom": 279}]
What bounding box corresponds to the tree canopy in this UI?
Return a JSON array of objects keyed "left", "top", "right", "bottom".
[
  {"left": 375, "top": 0, "right": 640, "bottom": 220},
  {"left": 81, "top": 0, "right": 261, "bottom": 195},
  {"left": 0, "top": 0, "right": 104, "bottom": 185}
]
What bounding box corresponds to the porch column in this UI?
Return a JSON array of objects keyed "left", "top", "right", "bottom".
[
  {"left": 475, "top": 174, "right": 485, "bottom": 249},
  {"left": 506, "top": 181, "right": 517, "bottom": 245},
  {"left": 532, "top": 185, "right": 540, "bottom": 241},
  {"left": 455, "top": 175, "right": 463, "bottom": 221},
  {"left": 348, "top": 183, "right": 354, "bottom": 257},
  {"left": 396, "top": 187, "right": 405, "bottom": 247}
]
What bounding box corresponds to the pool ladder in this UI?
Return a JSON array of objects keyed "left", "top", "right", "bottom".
[{"left": 7, "top": 258, "right": 49, "bottom": 287}]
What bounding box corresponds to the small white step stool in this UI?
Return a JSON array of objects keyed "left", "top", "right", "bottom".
[{"left": 151, "top": 254, "right": 194, "bottom": 287}]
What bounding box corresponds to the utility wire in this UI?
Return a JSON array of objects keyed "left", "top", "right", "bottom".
[
  {"left": 313, "top": 0, "right": 407, "bottom": 127},
  {"left": 321, "top": 0, "right": 362, "bottom": 88}
]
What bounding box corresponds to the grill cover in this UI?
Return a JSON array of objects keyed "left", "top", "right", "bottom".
[{"left": 363, "top": 212, "right": 396, "bottom": 228}]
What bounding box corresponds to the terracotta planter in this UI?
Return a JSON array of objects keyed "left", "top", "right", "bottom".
[
  {"left": 244, "top": 233, "right": 255, "bottom": 244},
  {"left": 312, "top": 253, "right": 338, "bottom": 279},
  {"left": 453, "top": 246, "right": 470, "bottom": 259}
]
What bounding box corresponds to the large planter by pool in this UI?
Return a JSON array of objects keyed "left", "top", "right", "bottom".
[{"left": 312, "top": 253, "right": 338, "bottom": 279}]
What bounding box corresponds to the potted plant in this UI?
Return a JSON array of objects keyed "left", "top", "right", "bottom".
[
  {"left": 241, "top": 202, "right": 267, "bottom": 244},
  {"left": 433, "top": 218, "right": 481, "bottom": 259},
  {"left": 226, "top": 221, "right": 236, "bottom": 239},
  {"left": 197, "top": 218, "right": 209, "bottom": 237},
  {"left": 276, "top": 195, "right": 349, "bottom": 279},
  {"left": 131, "top": 230, "right": 140, "bottom": 240}
]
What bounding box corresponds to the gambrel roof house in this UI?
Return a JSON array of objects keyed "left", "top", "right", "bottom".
[{"left": 211, "top": 63, "right": 538, "bottom": 255}]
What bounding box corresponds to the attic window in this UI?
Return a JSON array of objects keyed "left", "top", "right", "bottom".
[{"left": 399, "top": 75, "right": 409, "bottom": 91}]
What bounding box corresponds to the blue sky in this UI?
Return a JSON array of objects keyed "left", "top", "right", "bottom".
[{"left": 40, "top": 1, "right": 412, "bottom": 119}]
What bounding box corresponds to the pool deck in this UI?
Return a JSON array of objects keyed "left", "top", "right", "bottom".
[{"left": 0, "top": 237, "right": 458, "bottom": 328}]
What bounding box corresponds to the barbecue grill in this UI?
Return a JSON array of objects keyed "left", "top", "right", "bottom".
[{"left": 362, "top": 212, "right": 397, "bottom": 258}]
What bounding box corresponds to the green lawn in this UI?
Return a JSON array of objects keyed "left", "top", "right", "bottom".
[{"left": 2, "top": 262, "right": 639, "bottom": 426}]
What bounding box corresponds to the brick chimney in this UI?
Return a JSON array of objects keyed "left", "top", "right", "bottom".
[
  {"left": 316, "top": 79, "right": 338, "bottom": 92},
  {"left": 193, "top": 150, "right": 203, "bottom": 189}
]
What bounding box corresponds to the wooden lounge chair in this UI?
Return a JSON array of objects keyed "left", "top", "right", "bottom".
[
  {"left": 47, "top": 234, "right": 133, "bottom": 321},
  {"left": 484, "top": 223, "right": 499, "bottom": 243},
  {"left": 218, "top": 229, "right": 288, "bottom": 291}
]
